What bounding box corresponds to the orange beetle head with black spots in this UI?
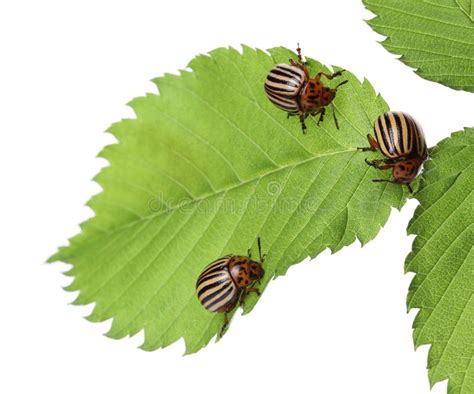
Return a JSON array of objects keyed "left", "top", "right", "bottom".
[
  {"left": 320, "top": 86, "right": 337, "bottom": 106},
  {"left": 248, "top": 261, "right": 264, "bottom": 282},
  {"left": 229, "top": 257, "right": 264, "bottom": 289},
  {"left": 392, "top": 158, "right": 424, "bottom": 185}
]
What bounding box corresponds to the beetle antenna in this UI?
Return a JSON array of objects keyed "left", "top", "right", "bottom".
[
  {"left": 335, "top": 80, "right": 348, "bottom": 90},
  {"left": 331, "top": 103, "right": 340, "bottom": 130},
  {"left": 257, "top": 237, "right": 263, "bottom": 262}
]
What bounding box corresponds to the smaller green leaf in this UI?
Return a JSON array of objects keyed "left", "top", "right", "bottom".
[
  {"left": 364, "top": 0, "right": 474, "bottom": 92},
  {"left": 406, "top": 128, "right": 474, "bottom": 393}
]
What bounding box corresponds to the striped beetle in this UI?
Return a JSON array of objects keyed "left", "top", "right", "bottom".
[
  {"left": 196, "top": 238, "right": 265, "bottom": 336},
  {"left": 264, "top": 45, "right": 348, "bottom": 133},
  {"left": 360, "top": 111, "right": 428, "bottom": 193}
]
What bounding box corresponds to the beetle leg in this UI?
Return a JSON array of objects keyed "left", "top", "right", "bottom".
[
  {"left": 365, "top": 158, "right": 380, "bottom": 167},
  {"left": 239, "top": 291, "right": 247, "bottom": 307},
  {"left": 369, "top": 134, "right": 379, "bottom": 150},
  {"left": 330, "top": 69, "right": 345, "bottom": 79},
  {"left": 245, "top": 287, "right": 261, "bottom": 297},
  {"left": 365, "top": 158, "right": 393, "bottom": 170},
  {"left": 359, "top": 134, "right": 379, "bottom": 151},
  {"left": 290, "top": 58, "right": 310, "bottom": 79},
  {"left": 219, "top": 313, "right": 230, "bottom": 337},
  {"left": 299, "top": 114, "right": 307, "bottom": 133},
  {"left": 247, "top": 248, "right": 252, "bottom": 259},
  {"left": 296, "top": 43, "right": 303, "bottom": 63},
  {"left": 296, "top": 45, "right": 310, "bottom": 76},
  {"left": 314, "top": 69, "right": 345, "bottom": 81},
  {"left": 301, "top": 64, "right": 310, "bottom": 79},
  {"left": 240, "top": 287, "right": 261, "bottom": 307},
  {"left": 317, "top": 108, "right": 326, "bottom": 125}
]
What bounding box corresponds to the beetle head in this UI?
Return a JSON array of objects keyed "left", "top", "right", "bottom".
[
  {"left": 321, "top": 79, "right": 348, "bottom": 106},
  {"left": 321, "top": 87, "right": 336, "bottom": 106},
  {"left": 392, "top": 159, "right": 423, "bottom": 184},
  {"left": 248, "top": 261, "right": 264, "bottom": 281}
]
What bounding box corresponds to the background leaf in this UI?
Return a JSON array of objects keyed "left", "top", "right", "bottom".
[
  {"left": 406, "top": 128, "right": 474, "bottom": 393},
  {"left": 50, "top": 46, "right": 408, "bottom": 354},
  {"left": 364, "top": 0, "right": 474, "bottom": 92}
]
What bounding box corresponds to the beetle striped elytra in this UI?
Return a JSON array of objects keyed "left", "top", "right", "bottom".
[
  {"left": 264, "top": 45, "right": 348, "bottom": 133},
  {"left": 196, "top": 237, "right": 265, "bottom": 336},
  {"left": 360, "top": 111, "right": 428, "bottom": 193}
]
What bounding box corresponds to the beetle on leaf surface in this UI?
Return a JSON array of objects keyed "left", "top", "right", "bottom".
[
  {"left": 264, "top": 45, "right": 348, "bottom": 133},
  {"left": 196, "top": 237, "right": 266, "bottom": 337},
  {"left": 360, "top": 111, "right": 428, "bottom": 194}
]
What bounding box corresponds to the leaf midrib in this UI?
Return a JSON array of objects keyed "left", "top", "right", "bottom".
[{"left": 71, "top": 148, "right": 358, "bottom": 252}]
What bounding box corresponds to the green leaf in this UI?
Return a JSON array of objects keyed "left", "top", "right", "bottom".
[
  {"left": 406, "top": 128, "right": 474, "bottom": 393},
  {"left": 50, "top": 46, "right": 407, "bottom": 354},
  {"left": 364, "top": 0, "right": 474, "bottom": 92}
]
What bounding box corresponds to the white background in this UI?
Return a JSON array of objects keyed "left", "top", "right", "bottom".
[{"left": 1, "top": 1, "right": 473, "bottom": 393}]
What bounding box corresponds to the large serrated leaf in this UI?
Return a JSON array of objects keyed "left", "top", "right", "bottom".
[
  {"left": 50, "top": 46, "right": 407, "bottom": 354},
  {"left": 364, "top": 0, "right": 474, "bottom": 92},
  {"left": 406, "top": 128, "right": 474, "bottom": 393}
]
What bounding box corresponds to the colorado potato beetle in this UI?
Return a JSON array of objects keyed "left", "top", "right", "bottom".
[
  {"left": 196, "top": 238, "right": 265, "bottom": 336},
  {"left": 360, "top": 111, "right": 428, "bottom": 193},
  {"left": 264, "top": 45, "right": 348, "bottom": 133}
]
